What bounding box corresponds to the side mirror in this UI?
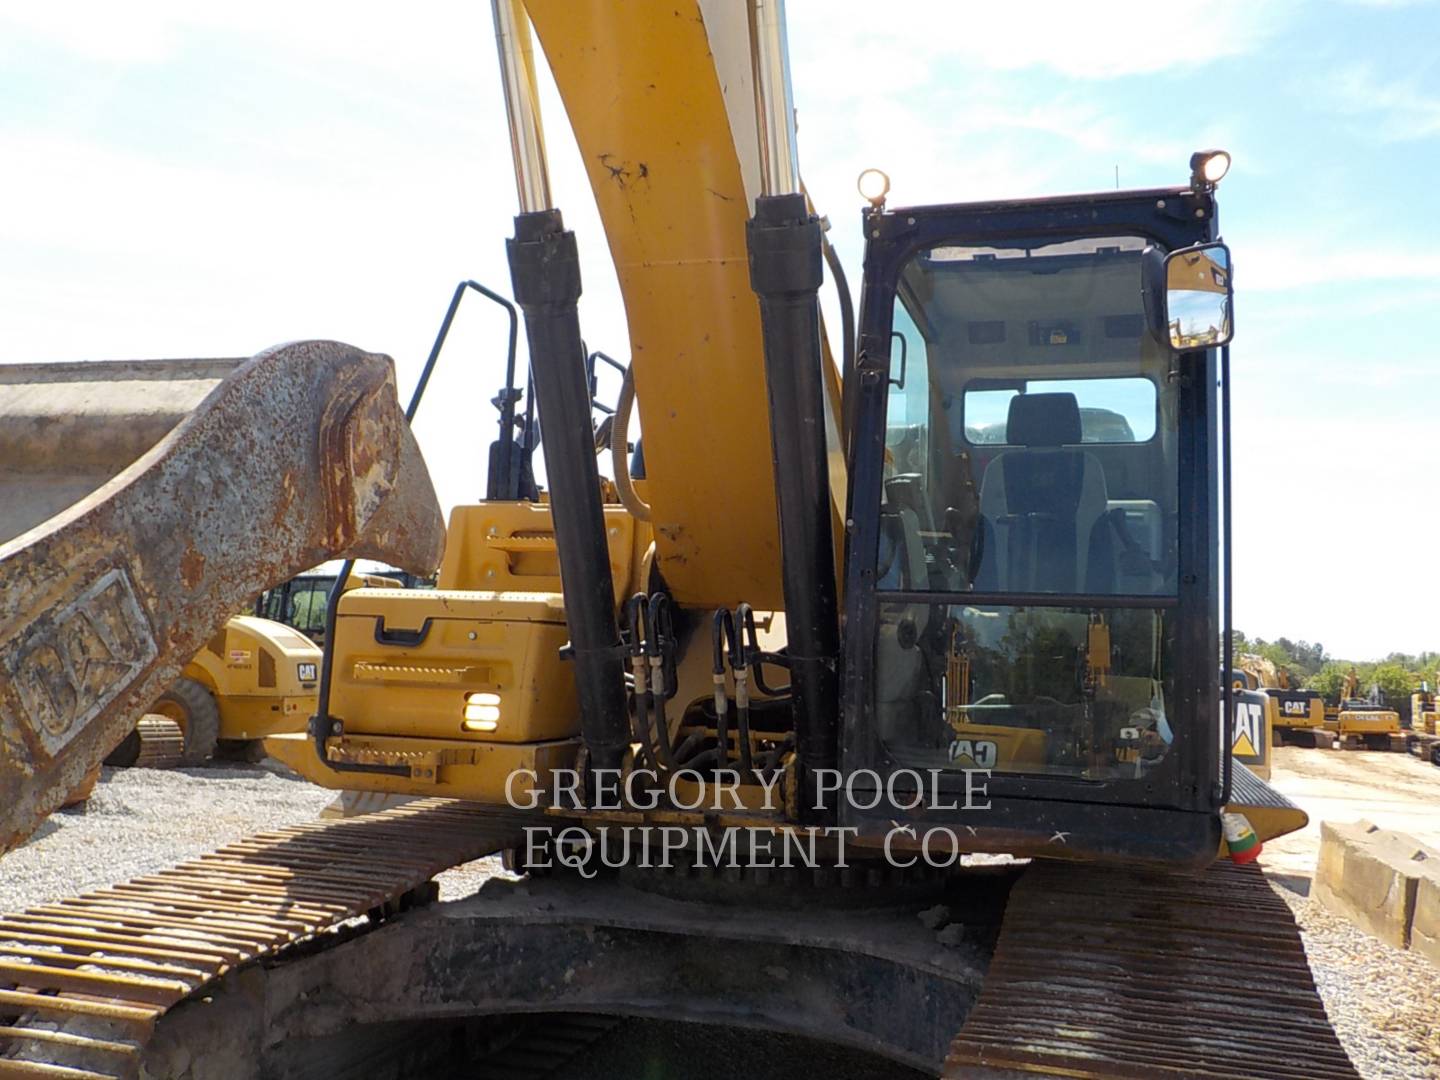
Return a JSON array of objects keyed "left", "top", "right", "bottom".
[{"left": 1142, "top": 241, "right": 1234, "bottom": 351}]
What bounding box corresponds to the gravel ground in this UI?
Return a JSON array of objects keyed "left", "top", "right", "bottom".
[
  {"left": 1, "top": 762, "right": 336, "bottom": 911},
  {"left": 0, "top": 764, "right": 507, "bottom": 911},
  {"left": 4, "top": 766, "right": 1437, "bottom": 1079},
  {"left": 1274, "top": 879, "right": 1440, "bottom": 1080}
]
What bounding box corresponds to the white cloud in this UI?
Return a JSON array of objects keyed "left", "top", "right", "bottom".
[
  {"left": 789, "top": 0, "right": 1290, "bottom": 84},
  {"left": 1242, "top": 242, "right": 1440, "bottom": 290},
  {"left": 1324, "top": 65, "right": 1440, "bottom": 142},
  {"left": 0, "top": 1, "right": 493, "bottom": 73}
]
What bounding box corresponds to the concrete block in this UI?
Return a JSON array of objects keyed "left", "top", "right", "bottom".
[
  {"left": 1412, "top": 868, "right": 1440, "bottom": 967},
  {"left": 1314, "top": 819, "right": 1436, "bottom": 950}
]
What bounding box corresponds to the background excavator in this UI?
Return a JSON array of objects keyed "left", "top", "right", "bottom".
[
  {"left": 1235, "top": 652, "right": 1327, "bottom": 747},
  {"left": 0, "top": 3, "right": 1357, "bottom": 1078},
  {"left": 1409, "top": 675, "right": 1440, "bottom": 766},
  {"left": 1325, "top": 666, "right": 1403, "bottom": 750}
]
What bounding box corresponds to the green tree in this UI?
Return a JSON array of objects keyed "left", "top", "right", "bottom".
[
  {"left": 1370, "top": 662, "right": 1413, "bottom": 704},
  {"left": 1310, "top": 663, "right": 1351, "bottom": 703},
  {"left": 1257, "top": 642, "right": 1293, "bottom": 673}
]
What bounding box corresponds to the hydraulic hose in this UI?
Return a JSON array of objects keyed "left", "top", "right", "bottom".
[
  {"left": 712, "top": 610, "right": 736, "bottom": 772},
  {"left": 727, "top": 607, "right": 755, "bottom": 775},
  {"left": 627, "top": 594, "right": 657, "bottom": 772},
  {"left": 645, "top": 593, "right": 679, "bottom": 770},
  {"left": 739, "top": 603, "right": 792, "bottom": 698},
  {"left": 821, "top": 231, "right": 858, "bottom": 460},
  {"left": 611, "top": 363, "right": 652, "bottom": 521}
]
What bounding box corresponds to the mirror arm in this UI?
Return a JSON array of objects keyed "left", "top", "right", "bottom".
[{"left": 1140, "top": 245, "right": 1169, "bottom": 346}]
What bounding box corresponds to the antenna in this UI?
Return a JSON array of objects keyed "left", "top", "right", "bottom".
[{"left": 1114, "top": 164, "right": 1120, "bottom": 190}]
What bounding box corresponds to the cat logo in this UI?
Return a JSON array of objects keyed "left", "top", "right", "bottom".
[
  {"left": 1232, "top": 699, "right": 1264, "bottom": 759},
  {"left": 1282, "top": 699, "right": 1309, "bottom": 717},
  {"left": 947, "top": 738, "right": 998, "bottom": 768}
]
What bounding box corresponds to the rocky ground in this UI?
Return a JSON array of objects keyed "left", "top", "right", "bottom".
[
  {"left": 1276, "top": 882, "right": 1440, "bottom": 1079},
  {"left": 1263, "top": 745, "right": 1440, "bottom": 1079}
]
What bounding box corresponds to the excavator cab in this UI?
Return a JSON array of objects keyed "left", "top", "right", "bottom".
[{"left": 843, "top": 187, "right": 1234, "bottom": 865}]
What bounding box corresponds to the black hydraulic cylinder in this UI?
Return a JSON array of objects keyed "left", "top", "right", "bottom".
[
  {"left": 746, "top": 192, "right": 841, "bottom": 822},
  {"left": 507, "top": 209, "right": 629, "bottom": 774}
]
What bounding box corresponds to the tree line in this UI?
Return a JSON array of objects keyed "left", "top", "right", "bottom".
[{"left": 1232, "top": 631, "right": 1439, "bottom": 709}]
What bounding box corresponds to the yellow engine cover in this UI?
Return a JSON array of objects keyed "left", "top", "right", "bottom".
[
  {"left": 328, "top": 589, "right": 579, "bottom": 745},
  {"left": 268, "top": 501, "right": 645, "bottom": 798}
]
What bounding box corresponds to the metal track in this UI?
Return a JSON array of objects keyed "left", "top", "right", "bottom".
[
  {"left": 944, "top": 859, "right": 1359, "bottom": 1080},
  {"left": 0, "top": 799, "right": 514, "bottom": 1080},
  {"left": 131, "top": 718, "right": 184, "bottom": 770}
]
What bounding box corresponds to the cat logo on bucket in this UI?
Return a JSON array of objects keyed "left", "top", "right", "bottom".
[{"left": 1231, "top": 697, "right": 1265, "bottom": 761}]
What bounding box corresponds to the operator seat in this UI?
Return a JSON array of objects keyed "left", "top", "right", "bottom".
[{"left": 974, "top": 393, "right": 1116, "bottom": 593}]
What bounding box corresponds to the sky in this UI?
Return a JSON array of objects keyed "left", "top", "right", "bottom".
[{"left": 1, "top": 0, "right": 1436, "bottom": 661}]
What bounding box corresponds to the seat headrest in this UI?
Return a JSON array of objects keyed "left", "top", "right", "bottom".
[{"left": 1006, "top": 392, "right": 1082, "bottom": 447}]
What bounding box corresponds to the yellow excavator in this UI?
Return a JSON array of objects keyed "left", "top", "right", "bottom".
[
  {"left": 1412, "top": 676, "right": 1438, "bottom": 737},
  {"left": 0, "top": 3, "right": 1356, "bottom": 1078},
  {"left": 1235, "top": 652, "right": 1327, "bottom": 747},
  {"left": 1410, "top": 676, "right": 1440, "bottom": 766},
  {"left": 1327, "top": 667, "right": 1402, "bottom": 750}
]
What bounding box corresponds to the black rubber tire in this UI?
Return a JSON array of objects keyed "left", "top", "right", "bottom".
[
  {"left": 104, "top": 726, "right": 142, "bottom": 767},
  {"left": 1430, "top": 742, "right": 1440, "bottom": 768},
  {"left": 157, "top": 676, "right": 221, "bottom": 765}
]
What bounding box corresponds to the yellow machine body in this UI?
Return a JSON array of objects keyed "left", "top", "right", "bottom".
[
  {"left": 184, "top": 616, "right": 322, "bottom": 742},
  {"left": 1337, "top": 706, "right": 1401, "bottom": 737},
  {"left": 270, "top": 0, "right": 1309, "bottom": 860},
  {"left": 1413, "top": 689, "right": 1438, "bottom": 736},
  {"left": 271, "top": 502, "right": 640, "bottom": 793},
  {"left": 1236, "top": 654, "right": 1324, "bottom": 733},
  {"left": 1268, "top": 692, "right": 1326, "bottom": 731}
]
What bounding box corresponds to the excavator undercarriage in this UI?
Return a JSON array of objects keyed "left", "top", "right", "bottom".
[{"left": 0, "top": 795, "right": 1355, "bottom": 1079}]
